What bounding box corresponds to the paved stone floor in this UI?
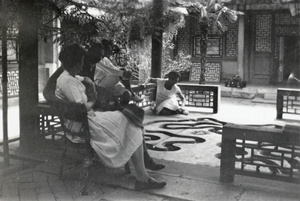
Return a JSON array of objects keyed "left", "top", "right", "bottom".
[{"left": 0, "top": 97, "right": 300, "bottom": 200}]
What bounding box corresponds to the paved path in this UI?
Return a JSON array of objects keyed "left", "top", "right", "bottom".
[{"left": 1, "top": 97, "right": 300, "bottom": 200}]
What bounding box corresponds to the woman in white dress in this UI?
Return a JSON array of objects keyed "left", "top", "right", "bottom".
[
  {"left": 55, "top": 43, "right": 166, "bottom": 190},
  {"left": 143, "top": 71, "right": 188, "bottom": 115}
]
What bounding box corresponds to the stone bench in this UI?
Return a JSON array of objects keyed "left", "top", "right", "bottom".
[{"left": 220, "top": 123, "right": 300, "bottom": 184}]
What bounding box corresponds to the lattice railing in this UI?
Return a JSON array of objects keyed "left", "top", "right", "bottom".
[
  {"left": 276, "top": 88, "right": 300, "bottom": 119},
  {"left": 38, "top": 83, "right": 219, "bottom": 137},
  {"left": 132, "top": 84, "right": 156, "bottom": 108},
  {"left": 0, "top": 67, "right": 19, "bottom": 98},
  {"left": 177, "top": 84, "right": 219, "bottom": 113},
  {"left": 220, "top": 123, "right": 300, "bottom": 184}
]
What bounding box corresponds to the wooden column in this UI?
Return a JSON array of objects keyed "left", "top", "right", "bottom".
[
  {"left": 278, "top": 37, "right": 284, "bottom": 82},
  {"left": 151, "top": 0, "right": 163, "bottom": 78},
  {"left": 237, "top": 15, "right": 245, "bottom": 80},
  {"left": 18, "top": 0, "right": 39, "bottom": 149},
  {"left": 1, "top": 0, "right": 9, "bottom": 165}
]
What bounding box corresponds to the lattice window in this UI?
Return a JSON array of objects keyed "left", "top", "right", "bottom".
[
  {"left": 275, "top": 13, "right": 299, "bottom": 25},
  {"left": 205, "top": 62, "right": 221, "bottom": 82},
  {"left": 189, "top": 62, "right": 221, "bottom": 83},
  {"left": 0, "top": 69, "right": 19, "bottom": 98},
  {"left": 189, "top": 63, "right": 201, "bottom": 81},
  {"left": 225, "top": 23, "right": 238, "bottom": 57},
  {"left": 193, "top": 36, "right": 223, "bottom": 58},
  {"left": 275, "top": 26, "right": 300, "bottom": 36},
  {"left": 255, "top": 14, "right": 272, "bottom": 52}
]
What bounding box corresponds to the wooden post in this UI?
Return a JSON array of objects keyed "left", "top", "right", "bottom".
[
  {"left": 237, "top": 15, "right": 245, "bottom": 80},
  {"left": 151, "top": 0, "right": 163, "bottom": 78},
  {"left": 18, "top": 0, "right": 39, "bottom": 149},
  {"left": 276, "top": 89, "right": 283, "bottom": 119},
  {"left": 220, "top": 127, "right": 236, "bottom": 183},
  {"left": 1, "top": 0, "right": 9, "bottom": 165}
]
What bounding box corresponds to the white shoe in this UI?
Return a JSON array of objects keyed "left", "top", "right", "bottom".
[{"left": 182, "top": 109, "right": 189, "bottom": 115}]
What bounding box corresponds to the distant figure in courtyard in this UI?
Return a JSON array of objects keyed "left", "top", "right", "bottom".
[
  {"left": 143, "top": 71, "right": 188, "bottom": 115},
  {"left": 54, "top": 43, "right": 166, "bottom": 190}
]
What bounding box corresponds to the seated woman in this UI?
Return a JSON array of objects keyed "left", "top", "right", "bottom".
[
  {"left": 80, "top": 40, "right": 142, "bottom": 106},
  {"left": 44, "top": 47, "right": 165, "bottom": 171},
  {"left": 143, "top": 71, "right": 188, "bottom": 115},
  {"left": 97, "top": 39, "right": 143, "bottom": 103},
  {"left": 55, "top": 43, "right": 166, "bottom": 190}
]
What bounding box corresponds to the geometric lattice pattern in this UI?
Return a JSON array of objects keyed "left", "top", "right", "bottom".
[
  {"left": 177, "top": 84, "right": 219, "bottom": 113},
  {"left": 282, "top": 94, "right": 300, "bottom": 115},
  {"left": 0, "top": 69, "right": 19, "bottom": 97},
  {"left": 226, "top": 23, "right": 238, "bottom": 57},
  {"left": 235, "top": 139, "right": 300, "bottom": 183},
  {"left": 221, "top": 124, "right": 300, "bottom": 184},
  {"left": 189, "top": 62, "right": 221, "bottom": 83},
  {"left": 275, "top": 13, "right": 299, "bottom": 25},
  {"left": 205, "top": 62, "right": 221, "bottom": 82},
  {"left": 275, "top": 26, "right": 300, "bottom": 36},
  {"left": 255, "top": 14, "right": 272, "bottom": 52},
  {"left": 274, "top": 13, "right": 299, "bottom": 60},
  {"left": 189, "top": 63, "right": 202, "bottom": 81},
  {"left": 277, "top": 88, "right": 300, "bottom": 119}
]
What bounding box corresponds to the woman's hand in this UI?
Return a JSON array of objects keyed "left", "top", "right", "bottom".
[
  {"left": 85, "top": 81, "right": 97, "bottom": 102},
  {"left": 142, "top": 77, "right": 151, "bottom": 88},
  {"left": 83, "top": 77, "right": 94, "bottom": 85}
]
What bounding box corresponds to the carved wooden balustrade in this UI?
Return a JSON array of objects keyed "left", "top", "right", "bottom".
[
  {"left": 276, "top": 88, "right": 300, "bottom": 119},
  {"left": 38, "top": 83, "right": 219, "bottom": 137},
  {"left": 220, "top": 123, "right": 300, "bottom": 184}
]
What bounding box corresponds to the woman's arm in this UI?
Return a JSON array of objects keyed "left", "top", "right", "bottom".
[
  {"left": 176, "top": 89, "right": 186, "bottom": 108},
  {"left": 143, "top": 77, "right": 158, "bottom": 87},
  {"left": 96, "top": 57, "right": 124, "bottom": 76},
  {"left": 62, "top": 77, "right": 96, "bottom": 111},
  {"left": 81, "top": 77, "right": 97, "bottom": 111}
]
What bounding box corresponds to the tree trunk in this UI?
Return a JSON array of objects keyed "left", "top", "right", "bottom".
[
  {"left": 199, "top": 21, "right": 208, "bottom": 84},
  {"left": 18, "top": 0, "right": 39, "bottom": 149}
]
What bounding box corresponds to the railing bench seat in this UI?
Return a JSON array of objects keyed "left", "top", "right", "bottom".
[
  {"left": 276, "top": 88, "right": 300, "bottom": 119},
  {"left": 220, "top": 123, "right": 300, "bottom": 184}
]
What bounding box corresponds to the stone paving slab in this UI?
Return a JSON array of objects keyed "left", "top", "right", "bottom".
[
  {"left": 2, "top": 157, "right": 299, "bottom": 201},
  {"left": 1, "top": 97, "right": 300, "bottom": 200}
]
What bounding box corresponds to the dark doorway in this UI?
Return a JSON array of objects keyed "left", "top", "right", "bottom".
[{"left": 284, "top": 36, "right": 300, "bottom": 83}]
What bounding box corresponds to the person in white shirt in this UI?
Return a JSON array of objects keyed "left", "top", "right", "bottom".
[
  {"left": 143, "top": 71, "right": 189, "bottom": 115},
  {"left": 54, "top": 43, "right": 166, "bottom": 190},
  {"left": 95, "top": 39, "right": 143, "bottom": 103}
]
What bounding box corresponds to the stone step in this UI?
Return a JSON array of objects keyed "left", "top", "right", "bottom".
[
  {"left": 264, "top": 93, "right": 277, "bottom": 100},
  {"left": 251, "top": 97, "right": 276, "bottom": 104}
]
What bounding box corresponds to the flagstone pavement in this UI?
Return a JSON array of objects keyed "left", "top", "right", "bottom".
[{"left": 0, "top": 97, "right": 299, "bottom": 201}]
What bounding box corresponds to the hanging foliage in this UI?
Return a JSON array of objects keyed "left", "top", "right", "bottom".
[{"left": 4, "top": 0, "right": 243, "bottom": 83}]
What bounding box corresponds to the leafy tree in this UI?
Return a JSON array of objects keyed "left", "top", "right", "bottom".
[{"left": 3, "top": 0, "right": 243, "bottom": 82}]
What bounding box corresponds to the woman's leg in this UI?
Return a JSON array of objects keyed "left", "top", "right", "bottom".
[
  {"left": 131, "top": 144, "right": 149, "bottom": 181},
  {"left": 131, "top": 143, "right": 167, "bottom": 190},
  {"left": 159, "top": 107, "right": 178, "bottom": 115},
  {"left": 143, "top": 140, "right": 165, "bottom": 170}
]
